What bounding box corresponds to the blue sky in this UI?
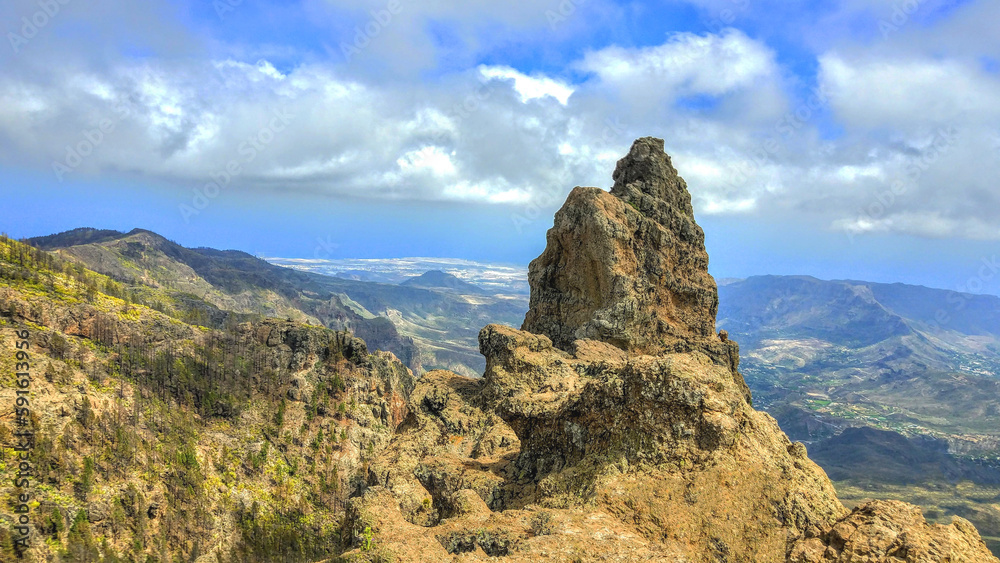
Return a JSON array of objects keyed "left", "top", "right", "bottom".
[{"left": 2, "top": 0, "right": 1000, "bottom": 293}]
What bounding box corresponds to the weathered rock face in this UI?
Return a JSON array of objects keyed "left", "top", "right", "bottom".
[
  {"left": 341, "top": 138, "right": 999, "bottom": 563},
  {"left": 243, "top": 319, "right": 415, "bottom": 431},
  {"left": 477, "top": 323, "right": 847, "bottom": 559},
  {"left": 522, "top": 137, "right": 720, "bottom": 356},
  {"left": 362, "top": 370, "right": 519, "bottom": 530},
  {"left": 789, "top": 500, "right": 997, "bottom": 562}
]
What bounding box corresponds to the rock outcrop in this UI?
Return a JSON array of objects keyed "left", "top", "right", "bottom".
[
  {"left": 475, "top": 322, "right": 846, "bottom": 559},
  {"left": 341, "top": 138, "right": 999, "bottom": 563},
  {"left": 522, "top": 137, "right": 720, "bottom": 356},
  {"left": 789, "top": 500, "right": 996, "bottom": 562}
]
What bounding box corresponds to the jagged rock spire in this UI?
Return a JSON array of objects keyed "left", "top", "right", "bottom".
[{"left": 522, "top": 137, "right": 720, "bottom": 355}]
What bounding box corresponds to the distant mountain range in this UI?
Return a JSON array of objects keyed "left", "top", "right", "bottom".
[
  {"left": 28, "top": 228, "right": 527, "bottom": 377},
  {"left": 399, "top": 270, "right": 490, "bottom": 295},
  {"left": 266, "top": 256, "right": 530, "bottom": 295},
  {"left": 719, "top": 275, "right": 1000, "bottom": 356},
  {"left": 717, "top": 275, "right": 1000, "bottom": 450}
]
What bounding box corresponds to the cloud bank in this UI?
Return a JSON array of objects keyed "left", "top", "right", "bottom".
[{"left": 1, "top": 0, "right": 998, "bottom": 239}]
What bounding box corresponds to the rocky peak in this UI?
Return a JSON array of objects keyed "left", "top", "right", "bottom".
[
  {"left": 340, "top": 138, "right": 999, "bottom": 563},
  {"left": 610, "top": 136, "right": 694, "bottom": 213},
  {"left": 522, "top": 136, "right": 721, "bottom": 357}
]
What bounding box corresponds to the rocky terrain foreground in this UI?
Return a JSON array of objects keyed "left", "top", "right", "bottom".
[{"left": 337, "top": 138, "right": 998, "bottom": 562}]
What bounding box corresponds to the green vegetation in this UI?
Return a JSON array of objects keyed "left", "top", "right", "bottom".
[
  {"left": 719, "top": 275, "right": 1000, "bottom": 557},
  {"left": 27, "top": 228, "right": 532, "bottom": 377},
  {"left": 0, "top": 234, "right": 404, "bottom": 562},
  {"left": 361, "top": 526, "right": 375, "bottom": 552}
]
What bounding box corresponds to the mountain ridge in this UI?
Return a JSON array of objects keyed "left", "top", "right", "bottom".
[
  {"left": 26, "top": 228, "right": 528, "bottom": 377},
  {"left": 0, "top": 233, "right": 416, "bottom": 561},
  {"left": 399, "top": 270, "right": 489, "bottom": 295}
]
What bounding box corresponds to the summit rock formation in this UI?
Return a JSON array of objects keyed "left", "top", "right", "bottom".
[
  {"left": 523, "top": 137, "right": 720, "bottom": 357},
  {"left": 339, "top": 138, "right": 998, "bottom": 562}
]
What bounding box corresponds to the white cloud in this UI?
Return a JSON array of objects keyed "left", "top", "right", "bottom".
[
  {"left": 577, "top": 29, "right": 777, "bottom": 96},
  {"left": 808, "top": 49, "right": 1000, "bottom": 239},
  {"left": 820, "top": 53, "right": 1000, "bottom": 130},
  {"left": 701, "top": 197, "right": 757, "bottom": 214},
  {"left": 833, "top": 213, "right": 1000, "bottom": 241},
  {"left": 3, "top": 0, "right": 1000, "bottom": 244},
  {"left": 835, "top": 164, "right": 885, "bottom": 183},
  {"left": 478, "top": 66, "right": 575, "bottom": 105},
  {"left": 444, "top": 180, "right": 532, "bottom": 204},
  {"left": 397, "top": 146, "right": 457, "bottom": 177}
]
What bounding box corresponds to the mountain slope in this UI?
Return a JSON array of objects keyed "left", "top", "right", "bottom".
[
  {"left": 717, "top": 275, "right": 1000, "bottom": 444},
  {"left": 30, "top": 229, "right": 527, "bottom": 377},
  {"left": 809, "top": 427, "right": 1000, "bottom": 485},
  {"left": 718, "top": 275, "right": 1000, "bottom": 555},
  {"left": 0, "top": 233, "right": 415, "bottom": 562},
  {"left": 867, "top": 281, "right": 1000, "bottom": 336},
  {"left": 808, "top": 426, "right": 1000, "bottom": 554},
  {"left": 28, "top": 228, "right": 424, "bottom": 371},
  {"left": 719, "top": 275, "right": 1000, "bottom": 378},
  {"left": 26, "top": 227, "right": 131, "bottom": 248},
  {"left": 718, "top": 275, "right": 914, "bottom": 348}
]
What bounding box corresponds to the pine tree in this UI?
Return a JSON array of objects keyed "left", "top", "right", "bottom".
[
  {"left": 77, "top": 456, "right": 95, "bottom": 501},
  {"left": 79, "top": 396, "right": 96, "bottom": 430},
  {"left": 47, "top": 506, "right": 65, "bottom": 541},
  {"left": 63, "top": 510, "right": 99, "bottom": 562}
]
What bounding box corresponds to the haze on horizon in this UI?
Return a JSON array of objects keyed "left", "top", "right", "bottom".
[{"left": 2, "top": 0, "right": 999, "bottom": 294}]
